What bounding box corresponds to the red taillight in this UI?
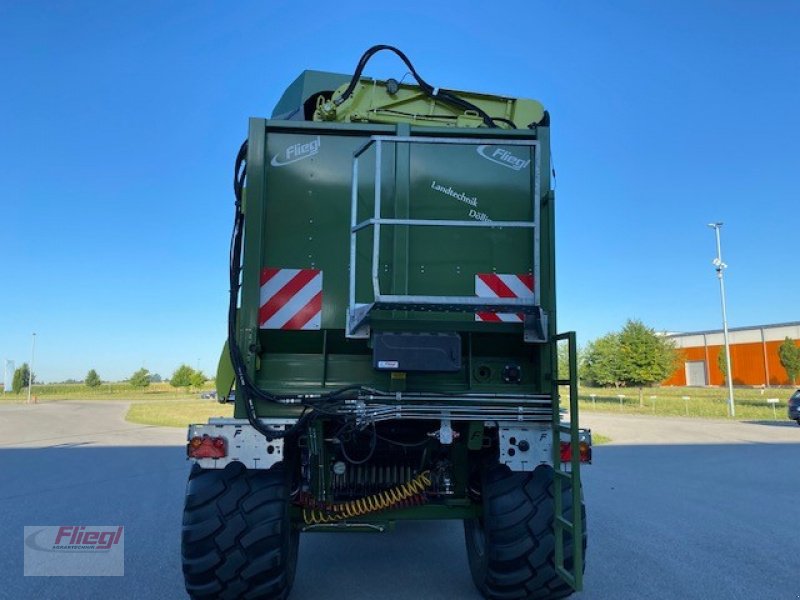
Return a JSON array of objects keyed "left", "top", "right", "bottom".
[
  {"left": 560, "top": 441, "right": 572, "bottom": 462},
  {"left": 188, "top": 435, "right": 227, "bottom": 459},
  {"left": 560, "top": 441, "right": 592, "bottom": 464}
]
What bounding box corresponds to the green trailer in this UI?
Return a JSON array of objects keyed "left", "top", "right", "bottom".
[{"left": 182, "top": 46, "right": 589, "bottom": 600}]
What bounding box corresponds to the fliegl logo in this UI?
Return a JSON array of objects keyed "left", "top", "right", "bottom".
[
  {"left": 476, "top": 145, "right": 531, "bottom": 171},
  {"left": 26, "top": 526, "right": 124, "bottom": 553},
  {"left": 271, "top": 136, "right": 321, "bottom": 167},
  {"left": 24, "top": 525, "right": 125, "bottom": 576}
]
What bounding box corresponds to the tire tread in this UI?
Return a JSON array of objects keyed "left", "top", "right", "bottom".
[
  {"left": 182, "top": 463, "right": 298, "bottom": 600},
  {"left": 465, "top": 465, "right": 587, "bottom": 600}
]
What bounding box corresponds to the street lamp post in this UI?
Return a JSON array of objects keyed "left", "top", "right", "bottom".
[
  {"left": 708, "top": 223, "right": 735, "bottom": 417},
  {"left": 27, "top": 332, "right": 36, "bottom": 404}
]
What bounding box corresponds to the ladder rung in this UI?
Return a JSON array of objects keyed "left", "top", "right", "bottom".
[
  {"left": 554, "top": 469, "right": 572, "bottom": 480},
  {"left": 556, "top": 567, "right": 576, "bottom": 588},
  {"left": 555, "top": 379, "right": 571, "bottom": 386},
  {"left": 558, "top": 424, "right": 573, "bottom": 434},
  {"left": 555, "top": 516, "right": 574, "bottom": 533}
]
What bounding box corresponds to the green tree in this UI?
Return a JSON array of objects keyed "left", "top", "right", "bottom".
[
  {"left": 130, "top": 368, "right": 151, "bottom": 388},
  {"left": 580, "top": 333, "right": 623, "bottom": 388},
  {"left": 616, "top": 320, "right": 679, "bottom": 405},
  {"left": 190, "top": 370, "right": 207, "bottom": 390},
  {"left": 149, "top": 373, "right": 162, "bottom": 383},
  {"left": 558, "top": 343, "right": 569, "bottom": 381},
  {"left": 717, "top": 350, "right": 728, "bottom": 381},
  {"left": 778, "top": 337, "right": 800, "bottom": 384},
  {"left": 85, "top": 369, "right": 101, "bottom": 388},
  {"left": 170, "top": 365, "right": 195, "bottom": 389},
  {"left": 558, "top": 343, "right": 584, "bottom": 382},
  {"left": 12, "top": 363, "right": 32, "bottom": 394}
]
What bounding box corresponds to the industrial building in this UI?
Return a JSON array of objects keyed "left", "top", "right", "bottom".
[{"left": 664, "top": 322, "right": 800, "bottom": 387}]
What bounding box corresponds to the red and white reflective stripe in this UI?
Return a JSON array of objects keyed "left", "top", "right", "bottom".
[
  {"left": 259, "top": 268, "right": 322, "bottom": 330},
  {"left": 475, "top": 273, "right": 534, "bottom": 322}
]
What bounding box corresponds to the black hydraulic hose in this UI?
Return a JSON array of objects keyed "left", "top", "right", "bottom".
[
  {"left": 227, "top": 141, "right": 362, "bottom": 440},
  {"left": 335, "top": 45, "right": 434, "bottom": 106},
  {"left": 336, "top": 423, "right": 377, "bottom": 465},
  {"left": 335, "top": 44, "right": 511, "bottom": 128},
  {"left": 228, "top": 141, "right": 286, "bottom": 440}
]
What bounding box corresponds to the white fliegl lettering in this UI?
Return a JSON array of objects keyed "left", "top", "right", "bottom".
[
  {"left": 476, "top": 144, "right": 531, "bottom": 171},
  {"left": 271, "top": 136, "right": 322, "bottom": 167}
]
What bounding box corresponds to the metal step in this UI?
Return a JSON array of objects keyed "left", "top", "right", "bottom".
[
  {"left": 348, "top": 301, "right": 547, "bottom": 341},
  {"left": 555, "top": 515, "right": 575, "bottom": 534},
  {"left": 373, "top": 296, "right": 536, "bottom": 314},
  {"left": 556, "top": 567, "right": 577, "bottom": 590}
]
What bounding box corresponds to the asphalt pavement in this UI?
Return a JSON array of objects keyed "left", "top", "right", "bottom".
[{"left": 0, "top": 402, "right": 798, "bottom": 599}]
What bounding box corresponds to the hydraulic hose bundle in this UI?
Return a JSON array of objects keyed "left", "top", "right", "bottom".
[
  {"left": 333, "top": 45, "right": 515, "bottom": 129},
  {"left": 228, "top": 142, "right": 363, "bottom": 441},
  {"left": 297, "top": 470, "right": 432, "bottom": 525}
]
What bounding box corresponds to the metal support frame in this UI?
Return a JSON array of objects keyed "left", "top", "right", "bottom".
[
  {"left": 552, "top": 331, "right": 584, "bottom": 591},
  {"left": 347, "top": 135, "right": 542, "bottom": 339}
]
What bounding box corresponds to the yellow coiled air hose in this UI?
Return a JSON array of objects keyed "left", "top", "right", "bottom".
[{"left": 302, "top": 470, "right": 432, "bottom": 525}]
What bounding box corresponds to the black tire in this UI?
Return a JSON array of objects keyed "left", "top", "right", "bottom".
[
  {"left": 464, "top": 464, "right": 587, "bottom": 600},
  {"left": 796, "top": 419, "right": 800, "bottom": 426},
  {"left": 182, "top": 462, "right": 298, "bottom": 600}
]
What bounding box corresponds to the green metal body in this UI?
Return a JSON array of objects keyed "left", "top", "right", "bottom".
[
  {"left": 222, "top": 71, "right": 583, "bottom": 587},
  {"left": 233, "top": 123, "right": 554, "bottom": 403}
]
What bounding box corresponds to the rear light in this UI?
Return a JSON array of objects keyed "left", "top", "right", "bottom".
[
  {"left": 560, "top": 441, "right": 592, "bottom": 464},
  {"left": 560, "top": 441, "right": 571, "bottom": 462},
  {"left": 579, "top": 441, "right": 592, "bottom": 463},
  {"left": 188, "top": 435, "right": 227, "bottom": 459}
]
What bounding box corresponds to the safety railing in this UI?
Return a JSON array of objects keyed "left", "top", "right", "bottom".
[{"left": 347, "top": 134, "right": 543, "bottom": 339}]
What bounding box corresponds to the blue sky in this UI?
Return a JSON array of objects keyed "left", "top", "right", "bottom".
[{"left": 1, "top": 1, "right": 798, "bottom": 382}]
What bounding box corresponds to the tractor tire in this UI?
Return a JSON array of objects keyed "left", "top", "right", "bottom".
[
  {"left": 464, "top": 464, "right": 586, "bottom": 600},
  {"left": 182, "top": 462, "right": 298, "bottom": 600}
]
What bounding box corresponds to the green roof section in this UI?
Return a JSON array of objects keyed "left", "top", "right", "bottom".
[{"left": 271, "top": 70, "right": 352, "bottom": 118}]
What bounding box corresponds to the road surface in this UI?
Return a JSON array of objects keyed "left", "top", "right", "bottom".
[{"left": 0, "top": 402, "right": 797, "bottom": 599}]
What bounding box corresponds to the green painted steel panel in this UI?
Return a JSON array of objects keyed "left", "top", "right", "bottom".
[
  {"left": 237, "top": 119, "right": 553, "bottom": 398},
  {"left": 260, "top": 129, "right": 535, "bottom": 315},
  {"left": 263, "top": 130, "right": 372, "bottom": 329}
]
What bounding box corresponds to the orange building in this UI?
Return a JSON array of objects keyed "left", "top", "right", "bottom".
[{"left": 664, "top": 322, "right": 800, "bottom": 387}]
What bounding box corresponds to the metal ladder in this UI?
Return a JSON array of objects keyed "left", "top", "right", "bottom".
[
  {"left": 346, "top": 134, "right": 546, "bottom": 341},
  {"left": 553, "top": 331, "right": 585, "bottom": 591}
]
